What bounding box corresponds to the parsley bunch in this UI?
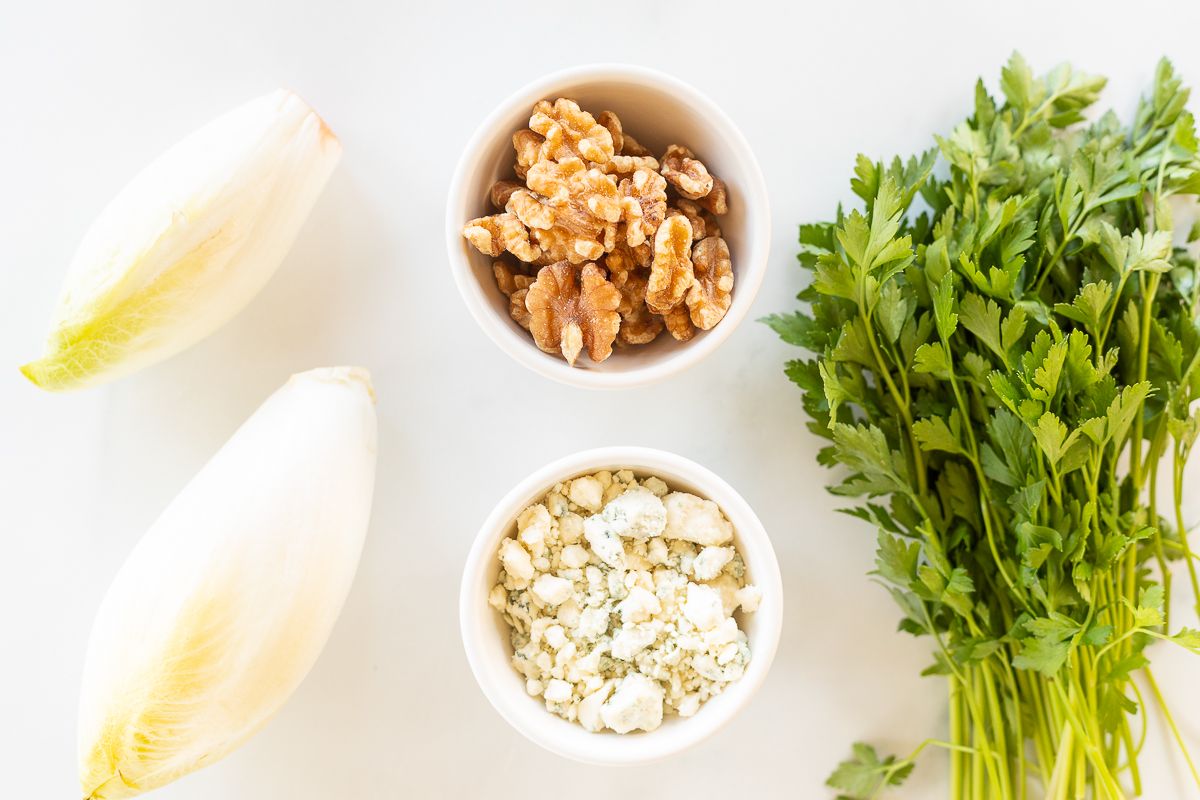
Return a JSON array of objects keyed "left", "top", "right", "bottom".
[{"left": 768, "top": 55, "right": 1200, "bottom": 799}]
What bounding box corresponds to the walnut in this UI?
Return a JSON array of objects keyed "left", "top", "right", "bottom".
[
  {"left": 489, "top": 180, "right": 524, "bottom": 210},
  {"left": 596, "top": 110, "right": 624, "bottom": 154},
  {"left": 495, "top": 214, "right": 542, "bottom": 263},
  {"left": 530, "top": 99, "right": 614, "bottom": 165},
  {"left": 532, "top": 221, "right": 613, "bottom": 264},
  {"left": 506, "top": 189, "right": 556, "bottom": 230},
  {"left": 619, "top": 168, "right": 668, "bottom": 248},
  {"left": 615, "top": 270, "right": 664, "bottom": 345},
  {"left": 513, "top": 129, "right": 544, "bottom": 179},
  {"left": 672, "top": 197, "right": 722, "bottom": 239},
  {"left": 602, "top": 154, "right": 661, "bottom": 180},
  {"left": 661, "top": 304, "right": 695, "bottom": 342},
  {"left": 698, "top": 175, "right": 729, "bottom": 215},
  {"left": 510, "top": 288, "right": 532, "bottom": 330},
  {"left": 494, "top": 260, "right": 534, "bottom": 295},
  {"left": 646, "top": 214, "right": 694, "bottom": 313},
  {"left": 620, "top": 132, "right": 652, "bottom": 157},
  {"left": 595, "top": 115, "right": 658, "bottom": 178},
  {"left": 705, "top": 215, "right": 722, "bottom": 239},
  {"left": 463, "top": 212, "right": 542, "bottom": 262},
  {"left": 687, "top": 237, "right": 734, "bottom": 330},
  {"left": 494, "top": 261, "right": 534, "bottom": 330},
  {"left": 668, "top": 200, "right": 706, "bottom": 240},
  {"left": 526, "top": 158, "right": 622, "bottom": 224},
  {"left": 463, "top": 216, "right": 504, "bottom": 257},
  {"left": 517, "top": 158, "right": 622, "bottom": 262},
  {"left": 604, "top": 241, "right": 652, "bottom": 288},
  {"left": 526, "top": 261, "right": 621, "bottom": 366},
  {"left": 660, "top": 144, "right": 714, "bottom": 200}
]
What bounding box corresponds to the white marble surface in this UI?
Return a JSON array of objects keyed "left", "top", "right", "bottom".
[{"left": 2, "top": 1, "right": 1198, "bottom": 797}]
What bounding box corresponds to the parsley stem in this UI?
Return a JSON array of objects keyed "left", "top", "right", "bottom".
[
  {"left": 949, "top": 679, "right": 963, "bottom": 800},
  {"left": 942, "top": 330, "right": 1028, "bottom": 610},
  {"left": 979, "top": 662, "right": 1012, "bottom": 797},
  {"left": 1128, "top": 674, "right": 1150, "bottom": 757},
  {"left": 1173, "top": 441, "right": 1200, "bottom": 617},
  {"left": 860, "top": 307, "right": 927, "bottom": 495},
  {"left": 1120, "top": 720, "right": 1144, "bottom": 796},
  {"left": 1129, "top": 272, "right": 1160, "bottom": 489},
  {"left": 1019, "top": 670, "right": 1055, "bottom": 785},
  {"left": 1046, "top": 722, "right": 1073, "bottom": 800},
  {"left": 1095, "top": 271, "right": 1131, "bottom": 359},
  {"left": 1147, "top": 424, "right": 1172, "bottom": 631}
]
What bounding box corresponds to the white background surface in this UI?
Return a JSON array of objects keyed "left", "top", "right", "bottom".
[{"left": 3, "top": 1, "right": 1200, "bottom": 797}]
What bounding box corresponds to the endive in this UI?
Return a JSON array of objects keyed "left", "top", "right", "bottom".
[
  {"left": 21, "top": 90, "right": 341, "bottom": 391},
  {"left": 78, "top": 366, "right": 377, "bottom": 799}
]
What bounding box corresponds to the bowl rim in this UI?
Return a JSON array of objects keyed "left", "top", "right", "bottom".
[
  {"left": 458, "top": 446, "right": 784, "bottom": 765},
  {"left": 444, "top": 63, "right": 772, "bottom": 390}
]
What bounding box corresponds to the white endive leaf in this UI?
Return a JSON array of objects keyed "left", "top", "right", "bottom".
[
  {"left": 22, "top": 90, "right": 341, "bottom": 391},
  {"left": 78, "top": 367, "right": 377, "bottom": 799}
]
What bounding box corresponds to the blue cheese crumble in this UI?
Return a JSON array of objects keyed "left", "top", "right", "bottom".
[{"left": 489, "top": 469, "right": 762, "bottom": 734}]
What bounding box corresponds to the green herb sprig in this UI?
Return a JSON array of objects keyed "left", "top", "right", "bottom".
[{"left": 768, "top": 54, "right": 1200, "bottom": 799}]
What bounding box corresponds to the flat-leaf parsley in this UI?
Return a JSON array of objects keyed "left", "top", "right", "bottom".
[{"left": 769, "top": 54, "right": 1200, "bottom": 799}]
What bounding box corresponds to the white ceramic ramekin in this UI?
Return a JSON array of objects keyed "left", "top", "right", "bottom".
[
  {"left": 445, "top": 65, "right": 771, "bottom": 389},
  {"left": 459, "top": 447, "right": 783, "bottom": 765}
]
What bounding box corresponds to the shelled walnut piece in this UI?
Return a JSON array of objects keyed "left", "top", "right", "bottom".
[
  {"left": 525, "top": 261, "right": 621, "bottom": 366},
  {"left": 616, "top": 270, "right": 664, "bottom": 345},
  {"left": 687, "top": 237, "right": 734, "bottom": 331},
  {"left": 660, "top": 144, "right": 713, "bottom": 200},
  {"left": 494, "top": 261, "right": 534, "bottom": 330},
  {"left": 646, "top": 215, "right": 694, "bottom": 314},
  {"left": 462, "top": 99, "right": 736, "bottom": 366}
]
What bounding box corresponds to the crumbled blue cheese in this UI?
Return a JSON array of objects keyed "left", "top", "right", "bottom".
[
  {"left": 682, "top": 583, "right": 725, "bottom": 630},
  {"left": 617, "top": 586, "right": 661, "bottom": 623},
  {"left": 583, "top": 520, "right": 626, "bottom": 569},
  {"left": 600, "top": 673, "right": 665, "bottom": 734},
  {"left": 587, "top": 486, "right": 667, "bottom": 540},
  {"left": 663, "top": 492, "right": 734, "bottom": 545},
  {"left": 692, "top": 546, "right": 735, "bottom": 581},
  {"left": 735, "top": 584, "right": 763, "bottom": 613},
  {"left": 517, "top": 504, "right": 552, "bottom": 551},
  {"left": 532, "top": 574, "right": 573, "bottom": 606},
  {"left": 491, "top": 470, "right": 761, "bottom": 734},
  {"left": 498, "top": 538, "right": 534, "bottom": 586},
  {"left": 567, "top": 475, "right": 604, "bottom": 512}
]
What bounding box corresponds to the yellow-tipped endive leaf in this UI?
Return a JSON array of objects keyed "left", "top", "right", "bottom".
[
  {"left": 21, "top": 91, "right": 341, "bottom": 391},
  {"left": 77, "top": 367, "right": 377, "bottom": 799}
]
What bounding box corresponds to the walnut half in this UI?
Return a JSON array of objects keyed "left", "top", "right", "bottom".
[
  {"left": 660, "top": 144, "right": 714, "bottom": 200},
  {"left": 494, "top": 260, "right": 534, "bottom": 330},
  {"left": 687, "top": 237, "right": 734, "bottom": 330},
  {"left": 645, "top": 214, "right": 695, "bottom": 314},
  {"left": 530, "top": 99, "right": 615, "bottom": 165},
  {"left": 619, "top": 168, "right": 668, "bottom": 248},
  {"left": 463, "top": 212, "right": 542, "bottom": 263},
  {"left": 525, "top": 261, "right": 621, "bottom": 366},
  {"left": 616, "top": 269, "right": 664, "bottom": 345}
]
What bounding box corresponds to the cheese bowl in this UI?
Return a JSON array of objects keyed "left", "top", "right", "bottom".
[{"left": 459, "top": 446, "right": 783, "bottom": 765}]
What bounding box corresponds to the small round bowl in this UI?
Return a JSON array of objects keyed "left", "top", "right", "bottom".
[
  {"left": 445, "top": 64, "right": 771, "bottom": 389},
  {"left": 459, "top": 447, "right": 783, "bottom": 765}
]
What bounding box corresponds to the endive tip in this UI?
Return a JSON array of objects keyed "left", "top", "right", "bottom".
[
  {"left": 82, "top": 768, "right": 133, "bottom": 800},
  {"left": 278, "top": 87, "right": 339, "bottom": 149},
  {"left": 18, "top": 362, "right": 40, "bottom": 387},
  {"left": 19, "top": 360, "right": 58, "bottom": 391},
  {"left": 293, "top": 365, "right": 375, "bottom": 403}
]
